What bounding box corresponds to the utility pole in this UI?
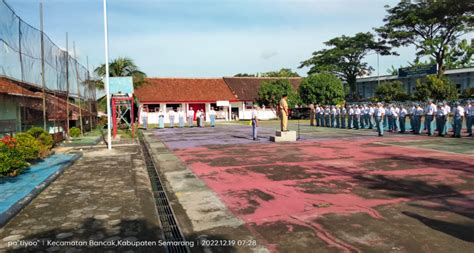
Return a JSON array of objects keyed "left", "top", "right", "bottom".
[
  {"left": 40, "top": 2, "right": 47, "bottom": 130},
  {"left": 87, "top": 56, "right": 93, "bottom": 130}
]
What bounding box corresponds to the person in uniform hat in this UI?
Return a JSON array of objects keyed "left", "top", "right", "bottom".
[
  {"left": 424, "top": 99, "right": 437, "bottom": 136},
  {"left": 435, "top": 102, "right": 447, "bottom": 137}
]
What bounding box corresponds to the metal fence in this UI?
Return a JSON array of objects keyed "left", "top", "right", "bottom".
[{"left": 0, "top": 0, "right": 98, "bottom": 137}]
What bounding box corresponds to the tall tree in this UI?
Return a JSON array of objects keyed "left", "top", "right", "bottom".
[
  {"left": 376, "top": 0, "right": 474, "bottom": 76},
  {"left": 257, "top": 79, "right": 300, "bottom": 108},
  {"left": 445, "top": 39, "right": 474, "bottom": 69},
  {"left": 95, "top": 57, "right": 147, "bottom": 88},
  {"left": 299, "top": 73, "right": 345, "bottom": 105},
  {"left": 261, "top": 68, "right": 300, "bottom": 77},
  {"left": 414, "top": 75, "right": 458, "bottom": 101},
  {"left": 299, "top": 32, "right": 392, "bottom": 97}
]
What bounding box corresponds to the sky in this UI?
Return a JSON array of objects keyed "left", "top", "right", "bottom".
[{"left": 7, "top": 0, "right": 418, "bottom": 78}]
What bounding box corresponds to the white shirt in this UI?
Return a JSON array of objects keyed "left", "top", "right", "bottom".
[
  {"left": 444, "top": 105, "right": 451, "bottom": 115},
  {"left": 251, "top": 109, "right": 258, "bottom": 119},
  {"left": 316, "top": 107, "right": 321, "bottom": 113},
  {"left": 187, "top": 110, "right": 194, "bottom": 118},
  {"left": 415, "top": 107, "right": 424, "bottom": 116},
  {"left": 355, "top": 108, "right": 361, "bottom": 115},
  {"left": 210, "top": 109, "right": 217, "bottom": 116},
  {"left": 169, "top": 110, "right": 175, "bottom": 117},
  {"left": 455, "top": 106, "right": 465, "bottom": 117},
  {"left": 400, "top": 108, "right": 407, "bottom": 117},
  {"left": 349, "top": 108, "right": 354, "bottom": 115},
  {"left": 178, "top": 111, "right": 184, "bottom": 118},
  {"left": 410, "top": 106, "right": 416, "bottom": 115},
  {"left": 436, "top": 107, "right": 445, "bottom": 117},
  {"left": 141, "top": 110, "right": 148, "bottom": 118},
  {"left": 391, "top": 107, "right": 399, "bottom": 117},
  {"left": 369, "top": 107, "right": 375, "bottom": 115},
  {"left": 336, "top": 108, "right": 340, "bottom": 115},
  {"left": 425, "top": 103, "right": 437, "bottom": 115},
  {"left": 331, "top": 108, "right": 336, "bottom": 115},
  {"left": 376, "top": 107, "right": 385, "bottom": 117}
]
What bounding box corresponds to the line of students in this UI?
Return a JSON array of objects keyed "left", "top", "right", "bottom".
[
  {"left": 309, "top": 100, "right": 474, "bottom": 138},
  {"left": 141, "top": 106, "right": 218, "bottom": 129}
]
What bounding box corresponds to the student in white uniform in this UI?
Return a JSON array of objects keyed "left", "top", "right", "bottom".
[
  {"left": 330, "top": 106, "right": 336, "bottom": 128},
  {"left": 199, "top": 109, "right": 205, "bottom": 127},
  {"left": 354, "top": 105, "right": 361, "bottom": 130},
  {"left": 141, "top": 106, "right": 149, "bottom": 130},
  {"left": 335, "top": 106, "right": 341, "bottom": 128},
  {"left": 168, "top": 109, "right": 175, "bottom": 128},
  {"left": 375, "top": 103, "right": 385, "bottom": 136},
  {"left": 452, "top": 102, "right": 465, "bottom": 138},
  {"left": 435, "top": 103, "right": 447, "bottom": 137},
  {"left": 348, "top": 106, "right": 354, "bottom": 129},
  {"left": 424, "top": 99, "right": 437, "bottom": 136},
  {"left": 196, "top": 110, "right": 202, "bottom": 127},
  {"left": 158, "top": 109, "right": 165, "bottom": 129},
  {"left": 187, "top": 107, "right": 195, "bottom": 128},
  {"left": 178, "top": 108, "right": 185, "bottom": 128},
  {"left": 316, "top": 105, "right": 321, "bottom": 127},
  {"left": 368, "top": 104, "right": 375, "bottom": 129},
  {"left": 399, "top": 105, "right": 407, "bottom": 133},
  {"left": 341, "top": 106, "right": 347, "bottom": 129},
  {"left": 467, "top": 100, "right": 473, "bottom": 137},
  {"left": 210, "top": 108, "right": 217, "bottom": 127}
]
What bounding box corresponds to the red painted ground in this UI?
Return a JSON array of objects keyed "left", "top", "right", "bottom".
[{"left": 173, "top": 136, "right": 474, "bottom": 252}]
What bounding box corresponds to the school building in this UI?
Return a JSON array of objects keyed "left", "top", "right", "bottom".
[
  {"left": 355, "top": 67, "right": 474, "bottom": 99},
  {"left": 134, "top": 77, "right": 302, "bottom": 123}
]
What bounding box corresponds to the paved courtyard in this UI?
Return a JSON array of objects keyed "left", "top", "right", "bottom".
[{"left": 149, "top": 121, "right": 474, "bottom": 253}]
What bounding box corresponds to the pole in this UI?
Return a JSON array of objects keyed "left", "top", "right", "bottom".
[
  {"left": 73, "top": 42, "right": 84, "bottom": 136},
  {"left": 87, "top": 56, "right": 93, "bottom": 130},
  {"left": 18, "top": 19, "right": 24, "bottom": 81},
  {"left": 40, "top": 3, "right": 47, "bottom": 130},
  {"left": 65, "top": 33, "right": 70, "bottom": 139},
  {"left": 377, "top": 52, "right": 380, "bottom": 87},
  {"left": 103, "top": 0, "right": 112, "bottom": 149}
]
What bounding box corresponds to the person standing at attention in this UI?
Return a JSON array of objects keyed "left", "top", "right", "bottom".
[
  {"left": 251, "top": 105, "right": 259, "bottom": 140},
  {"left": 452, "top": 102, "right": 465, "bottom": 138},
  {"left": 168, "top": 109, "right": 175, "bottom": 128},
  {"left": 187, "top": 107, "right": 194, "bottom": 128},
  {"left": 424, "top": 99, "right": 437, "bottom": 136},
  {"left": 309, "top": 104, "right": 316, "bottom": 127},
  {"left": 210, "top": 107, "right": 217, "bottom": 127},
  {"left": 375, "top": 103, "right": 385, "bottom": 137},
  {"left": 178, "top": 108, "right": 185, "bottom": 128},
  {"left": 141, "top": 106, "right": 148, "bottom": 130},
  {"left": 279, "top": 94, "right": 289, "bottom": 132}
]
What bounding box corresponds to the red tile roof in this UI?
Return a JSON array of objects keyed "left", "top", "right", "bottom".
[
  {"left": 0, "top": 77, "right": 41, "bottom": 98},
  {"left": 135, "top": 78, "right": 238, "bottom": 103},
  {"left": 223, "top": 77, "right": 302, "bottom": 102}
]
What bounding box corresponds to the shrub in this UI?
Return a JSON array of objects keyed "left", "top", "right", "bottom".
[
  {"left": 70, "top": 127, "right": 81, "bottom": 137},
  {"left": 27, "top": 127, "right": 47, "bottom": 138},
  {"left": 0, "top": 140, "right": 29, "bottom": 177},
  {"left": 38, "top": 132, "right": 54, "bottom": 158},
  {"left": 15, "top": 133, "right": 41, "bottom": 161}
]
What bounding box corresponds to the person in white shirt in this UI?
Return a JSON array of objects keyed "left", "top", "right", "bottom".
[
  {"left": 341, "top": 106, "right": 347, "bottom": 129},
  {"left": 375, "top": 103, "right": 385, "bottom": 136},
  {"left": 354, "top": 105, "right": 361, "bottom": 130},
  {"left": 387, "top": 104, "right": 394, "bottom": 132},
  {"left": 452, "top": 102, "right": 465, "bottom": 138},
  {"left": 210, "top": 107, "right": 217, "bottom": 127},
  {"left": 444, "top": 101, "right": 451, "bottom": 133},
  {"left": 141, "top": 106, "right": 149, "bottom": 130},
  {"left": 435, "top": 103, "right": 447, "bottom": 136},
  {"left": 187, "top": 107, "right": 195, "bottom": 128},
  {"left": 467, "top": 100, "right": 473, "bottom": 137},
  {"left": 414, "top": 104, "right": 424, "bottom": 134},
  {"left": 409, "top": 104, "right": 416, "bottom": 132},
  {"left": 368, "top": 105, "right": 375, "bottom": 129},
  {"left": 158, "top": 109, "right": 165, "bottom": 129},
  {"left": 330, "top": 106, "right": 337, "bottom": 128},
  {"left": 325, "top": 106, "right": 331, "bottom": 127},
  {"left": 168, "top": 109, "right": 176, "bottom": 128},
  {"left": 424, "top": 99, "right": 437, "bottom": 136},
  {"left": 199, "top": 109, "right": 205, "bottom": 128},
  {"left": 315, "top": 105, "right": 321, "bottom": 127},
  {"left": 178, "top": 108, "right": 185, "bottom": 128},
  {"left": 399, "top": 105, "right": 407, "bottom": 133},
  {"left": 196, "top": 110, "right": 202, "bottom": 127},
  {"left": 348, "top": 106, "right": 354, "bottom": 129},
  {"left": 335, "top": 106, "right": 341, "bottom": 128},
  {"left": 251, "top": 105, "right": 259, "bottom": 141},
  {"left": 392, "top": 106, "right": 400, "bottom": 132}
]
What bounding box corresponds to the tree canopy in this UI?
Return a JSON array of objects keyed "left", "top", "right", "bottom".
[
  {"left": 299, "top": 32, "right": 392, "bottom": 97},
  {"left": 234, "top": 73, "right": 256, "bottom": 77},
  {"left": 257, "top": 79, "right": 300, "bottom": 108},
  {"left": 414, "top": 75, "right": 458, "bottom": 101},
  {"left": 261, "top": 68, "right": 300, "bottom": 77},
  {"left": 95, "top": 57, "right": 147, "bottom": 88},
  {"left": 376, "top": 0, "right": 474, "bottom": 76},
  {"left": 299, "top": 73, "right": 345, "bottom": 105},
  {"left": 374, "top": 81, "right": 409, "bottom": 102}
]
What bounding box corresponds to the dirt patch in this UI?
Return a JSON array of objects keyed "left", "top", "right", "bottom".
[{"left": 247, "top": 165, "right": 312, "bottom": 181}]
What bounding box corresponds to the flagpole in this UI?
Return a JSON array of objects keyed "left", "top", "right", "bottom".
[{"left": 103, "top": 0, "right": 112, "bottom": 149}]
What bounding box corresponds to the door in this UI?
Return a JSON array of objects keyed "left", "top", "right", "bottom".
[{"left": 189, "top": 103, "right": 205, "bottom": 121}]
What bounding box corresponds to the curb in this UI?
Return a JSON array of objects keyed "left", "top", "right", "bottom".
[{"left": 0, "top": 153, "right": 82, "bottom": 228}]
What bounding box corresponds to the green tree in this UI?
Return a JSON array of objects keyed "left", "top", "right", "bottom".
[
  {"left": 299, "top": 73, "right": 345, "bottom": 105},
  {"left": 299, "top": 32, "right": 392, "bottom": 97},
  {"left": 375, "top": 81, "right": 408, "bottom": 102},
  {"left": 414, "top": 75, "right": 458, "bottom": 101},
  {"left": 461, "top": 87, "right": 474, "bottom": 99},
  {"left": 95, "top": 57, "right": 147, "bottom": 88},
  {"left": 261, "top": 68, "right": 300, "bottom": 77},
  {"left": 445, "top": 39, "right": 474, "bottom": 69},
  {"left": 257, "top": 79, "right": 300, "bottom": 108},
  {"left": 234, "top": 73, "right": 256, "bottom": 77},
  {"left": 376, "top": 0, "right": 474, "bottom": 76}
]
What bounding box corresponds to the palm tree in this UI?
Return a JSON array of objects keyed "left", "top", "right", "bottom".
[{"left": 94, "top": 57, "right": 146, "bottom": 88}]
